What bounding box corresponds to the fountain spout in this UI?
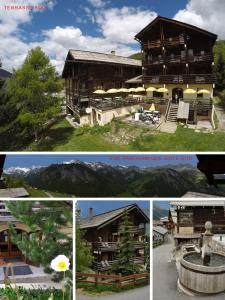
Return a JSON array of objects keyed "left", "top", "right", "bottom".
[{"left": 201, "top": 221, "right": 213, "bottom": 266}]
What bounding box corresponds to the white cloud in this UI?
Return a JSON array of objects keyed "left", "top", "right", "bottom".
[
  {"left": 0, "top": 4, "right": 156, "bottom": 73},
  {"left": 87, "top": 0, "right": 108, "bottom": 8},
  {"left": 96, "top": 7, "right": 157, "bottom": 44},
  {"left": 174, "top": 0, "right": 224, "bottom": 38}
]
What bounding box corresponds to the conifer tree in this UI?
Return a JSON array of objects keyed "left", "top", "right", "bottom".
[
  {"left": 6, "top": 201, "right": 73, "bottom": 281},
  {"left": 8, "top": 47, "right": 63, "bottom": 141},
  {"left": 112, "top": 210, "right": 140, "bottom": 275},
  {"left": 76, "top": 210, "right": 93, "bottom": 272}
]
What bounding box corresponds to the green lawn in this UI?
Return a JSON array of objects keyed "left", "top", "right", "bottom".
[{"left": 24, "top": 118, "right": 225, "bottom": 151}]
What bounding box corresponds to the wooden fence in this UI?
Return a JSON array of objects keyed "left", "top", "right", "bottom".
[{"left": 76, "top": 272, "right": 149, "bottom": 288}]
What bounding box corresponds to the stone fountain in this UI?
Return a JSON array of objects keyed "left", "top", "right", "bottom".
[{"left": 178, "top": 221, "right": 225, "bottom": 294}]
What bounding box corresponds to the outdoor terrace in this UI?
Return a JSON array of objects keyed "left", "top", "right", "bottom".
[
  {"left": 143, "top": 73, "right": 216, "bottom": 84},
  {"left": 143, "top": 36, "right": 185, "bottom": 49},
  {"left": 90, "top": 97, "right": 142, "bottom": 111}
]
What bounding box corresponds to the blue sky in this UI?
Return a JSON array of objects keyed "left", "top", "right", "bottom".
[
  {"left": 77, "top": 200, "right": 150, "bottom": 218},
  {"left": 0, "top": 0, "right": 223, "bottom": 72},
  {"left": 4, "top": 154, "right": 197, "bottom": 169}
]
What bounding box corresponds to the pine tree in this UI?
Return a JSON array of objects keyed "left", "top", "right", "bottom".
[
  {"left": 112, "top": 210, "right": 140, "bottom": 275},
  {"left": 6, "top": 201, "right": 73, "bottom": 281},
  {"left": 8, "top": 47, "right": 63, "bottom": 141},
  {"left": 76, "top": 210, "right": 93, "bottom": 272}
]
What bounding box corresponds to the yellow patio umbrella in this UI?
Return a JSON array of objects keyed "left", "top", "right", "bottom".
[
  {"left": 118, "top": 88, "right": 129, "bottom": 93},
  {"left": 149, "top": 103, "right": 155, "bottom": 111},
  {"left": 197, "top": 89, "right": 210, "bottom": 94},
  {"left": 128, "top": 88, "right": 136, "bottom": 92},
  {"left": 106, "top": 88, "right": 119, "bottom": 94},
  {"left": 183, "top": 88, "right": 196, "bottom": 94},
  {"left": 157, "top": 87, "right": 168, "bottom": 93},
  {"left": 93, "top": 89, "right": 106, "bottom": 94},
  {"left": 146, "top": 87, "right": 157, "bottom": 92},
  {"left": 134, "top": 87, "right": 146, "bottom": 92}
]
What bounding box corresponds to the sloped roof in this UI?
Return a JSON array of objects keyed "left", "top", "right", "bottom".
[
  {"left": 68, "top": 50, "right": 142, "bottom": 67},
  {"left": 80, "top": 203, "right": 149, "bottom": 230},
  {"left": 182, "top": 191, "right": 222, "bottom": 198},
  {"left": 171, "top": 200, "right": 225, "bottom": 207},
  {"left": 125, "top": 75, "right": 143, "bottom": 83},
  {"left": 135, "top": 16, "right": 217, "bottom": 40},
  {"left": 153, "top": 226, "right": 168, "bottom": 235},
  {"left": 0, "top": 188, "right": 29, "bottom": 198},
  {"left": 0, "top": 68, "right": 12, "bottom": 78}
]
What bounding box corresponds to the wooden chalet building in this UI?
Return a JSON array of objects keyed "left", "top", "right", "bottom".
[
  {"left": 79, "top": 204, "right": 149, "bottom": 272},
  {"left": 135, "top": 16, "right": 217, "bottom": 125},
  {"left": 170, "top": 200, "right": 225, "bottom": 246},
  {"left": 62, "top": 50, "right": 142, "bottom": 125},
  {"left": 0, "top": 201, "right": 72, "bottom": 267}
]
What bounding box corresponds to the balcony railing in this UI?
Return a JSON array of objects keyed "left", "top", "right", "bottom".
[
  {"left": 143, "top": 36, "right": 185, "bottom": 49},
  {"left": 93, "top": 257, "right": 145, "bottom": 272},
  {"left": 183, "top": 99, "right": 213, "bottom": 110},
  {"left": 89, "top": 98, "right": 142, "bottom": 111},
  {"left": 118, "top": 225, "right": 145, "bottom": 234},
  {"left": 143, "top": 74, "right": 216, "bottom": 84},
  {"left": 143, "top": 53, "right": 213, "bottom": 66},
  {"left": 92, "top": 241, "right": 145, "bottom": 252},
  {"left": 67, "top": 102, "right": 90, "bottom": 116}
]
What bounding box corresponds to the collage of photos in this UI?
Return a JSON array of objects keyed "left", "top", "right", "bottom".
[{"left": 1, "top": 0, "right": 225, "bottom": 299}]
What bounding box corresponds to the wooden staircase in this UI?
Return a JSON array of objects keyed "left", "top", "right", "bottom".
[{"left": 167, "top": 103, "right": 179, "bottom": 122}]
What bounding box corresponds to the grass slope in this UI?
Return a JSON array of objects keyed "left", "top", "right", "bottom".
[{"left": 25, "top": 118, "right": 225, "bottom": 151}]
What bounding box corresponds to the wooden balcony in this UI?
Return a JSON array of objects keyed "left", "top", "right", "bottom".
[
  {"left": 143, "top": 74, "right": 216, "bottom": 84},
  {"left": 118, "top": 225, "right": 145, "bottom": 234},
  {"left": 143, "top": 53, "right": 213, "bottom": 66},
  {"left": 93, "top": 256, "right": 145, "bottom": 272},
  {"left": 92, "top": 241, "right": 145, "bottom": 252},
  {"left": 143, "top": 36, "right": 185, "bottom": 49}
]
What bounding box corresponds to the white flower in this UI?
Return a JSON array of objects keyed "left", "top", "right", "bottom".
[{"left": 50, "top": 255, "right": 70, "bottom": 272}]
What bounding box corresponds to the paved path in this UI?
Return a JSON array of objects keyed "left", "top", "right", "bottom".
[
  {"left": 214, "top": 104, "right": 225, "bottom": 130},
  {"left": 158, "top": 121, "right": 177, "bottom": 133},
  {"left": 77, "top": 286, "right": 150, "bottom": 300},
  {"left": 153, "top": 235, "right": 225, "bottom": 300}
]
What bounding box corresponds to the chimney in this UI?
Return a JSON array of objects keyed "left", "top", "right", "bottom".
[
  {"left": 89, "top": 207, "right": 94, "bottom": 220},
  {"left": 111, "top": 50, "right": 116, "bottom": 56}
]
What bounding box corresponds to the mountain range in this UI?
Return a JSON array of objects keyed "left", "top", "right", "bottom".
[{"left": 3, "top": 161, "right": 225, "bottom": 197}]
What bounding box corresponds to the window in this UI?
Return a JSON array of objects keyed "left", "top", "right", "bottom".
[
  {"left": 153, "top": 91, "right": 163, "bottom": 98},
  {"left": 98, "top": 114, "right": 101, "bottom": 121},
  {"left": 179, "top": 211, "right": 193, "bottom": 225}
]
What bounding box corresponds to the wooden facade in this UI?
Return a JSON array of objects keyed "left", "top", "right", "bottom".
[
  {"left": 62, "top": 50, "right": 142, "bottom": 124},
  {"left": 80, "top": 204, "right": 149, "bottom": 272},
  {"left": 135, "top": 16, "right": 217, "bottom": 124},
  {"left": 171, "top": 201, "right": 225, "bottom": 235}
]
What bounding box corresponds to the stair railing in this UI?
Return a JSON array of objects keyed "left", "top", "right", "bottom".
[{"left": 165, "top": 98, "right": 172, "bottom": 122}]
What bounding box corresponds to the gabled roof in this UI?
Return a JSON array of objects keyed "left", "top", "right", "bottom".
[
  {"left": 0, "top": 68, "right": 12, "bottom": 78},
  {"left": 171, "top": 200, "right": 225, "bottom": 207},
  {"left": 182, "top": 191, "right": 222, "bottom": 198},
  {"left": 80, "top": 203, "right": 149, "bottom": 230},
  {"left": 125, "top": 75, "right": 142, "bottom": 84},
  {"left": 135, "top": 15, "right": 217, "bottom": 40},
  {"left": 153, "top": 226, "right": 168, "bottom": 235},
  {"left": 66, "top": 50, "right": 142, "bottom": 67},
  {"left": 0, "top": 188, "right": 29, "bottom": 198}
]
